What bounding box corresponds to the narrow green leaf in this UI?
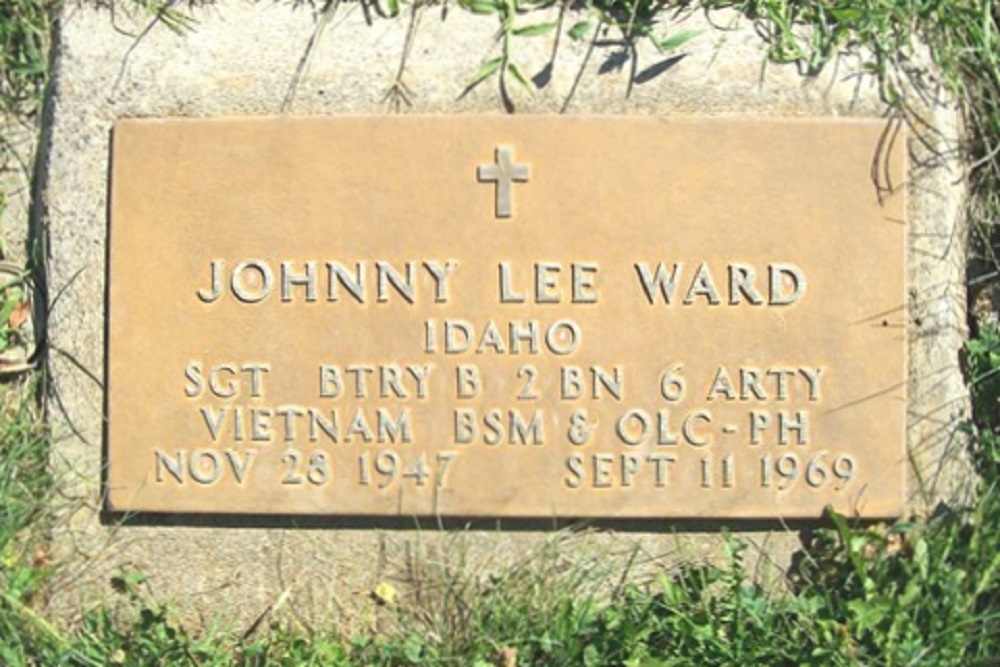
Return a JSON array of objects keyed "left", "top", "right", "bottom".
[
  {"left": 898, "top": 577, "right": 921, "bottom": 608},
  {"left": 506, "top": 61, "right": 532, "bottom": 90},
  {"left": 11, "top": 61, "right": 45, "bottom": 76},
  {"left": 827, "top": 506, "right": 851, "bottom": 543},
  {"left": 386, "top": 0, "right": 400, "bottom": 17},
  {"left": 513, "top": 21, "right": 557, "bottom": 37},
  {"left": 462, "top": 0, "right": 500, "bottom": 15},
  {"left": 829, "top": 8, "right": 863, "bottom": 21},
  {"left": 468, "top": 56, "right": 503, "bottom": 88},
  {"left": 156, "top": 7, "right": 198, "bottom": 35},
  {"left": 568, "top": 20, "right": 591, "bottom": 41},
  {"left": 0, "top": 294, "right": 18, "bottom": 323},
  {"left": 657, "top": 29, "right": 701, "bottom": 53}
]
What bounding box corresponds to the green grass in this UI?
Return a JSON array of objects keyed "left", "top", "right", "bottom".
[
  {"left": 0, "top": 378, "right": 58, "bottom": 664},
  {"left": 0, "top": 0, "right": 58, "bottom": 608},
  {"left": 2, "top": 0, "right": 1000, "bottom": 664},
  {"left": 0, "top": 0, "right": 49, "bottom": 119}
]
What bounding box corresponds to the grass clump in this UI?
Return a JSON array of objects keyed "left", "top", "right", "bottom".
[
  {"left": 967, "top": 325, "right": 1000, "bottom": 477},
  {"left": 370, "top": 536, "right": 618, "bottom": 665},
  {"left": 0, "top": 0, "right": 50, "bottom": 118},
  {"left": 0, "top": 380, "right": 57, "bottom": 665},
  {"left": 355, "top": 506, "right": 1000, "bottom": 665}
]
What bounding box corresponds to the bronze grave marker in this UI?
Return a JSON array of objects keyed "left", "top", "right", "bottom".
[{"left": 106, "top": 116, "right": 905, "bottom": 518}]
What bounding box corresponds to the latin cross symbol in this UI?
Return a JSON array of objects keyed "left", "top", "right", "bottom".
[{"left": 477, "top": 145, "right": 530, "bottom": 219}]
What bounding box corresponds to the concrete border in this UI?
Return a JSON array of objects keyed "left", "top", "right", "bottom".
[{"left": 41, "top": 0, "right": 967, "bottom": 627}]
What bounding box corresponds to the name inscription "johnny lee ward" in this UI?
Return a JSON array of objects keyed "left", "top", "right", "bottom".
[
  {"left": 106, "top": 117, "right": 906, "bottom": 518},
  {"left": 195, "top": 259, "right": 806, "bottom": 307}
]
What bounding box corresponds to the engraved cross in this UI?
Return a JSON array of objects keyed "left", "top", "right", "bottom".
[{"left": 477, "top": 146, "right": 530, "bottom": 219}]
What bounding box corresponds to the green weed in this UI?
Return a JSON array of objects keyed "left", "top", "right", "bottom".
[
  {"left": 966, "top": 325, "right": 1000, "bottom": 477},
  {"left": 0, "top": 0, "right": 51, "bottom": 117},
  {"left": 358, "top": 533, "right": 615, "bottom": 665},
  {"left": 458, "top": 0, "right": 700, "bottom": 108},
  {"left": 0, "top": 379, "right": 58, "bottom": 665},
  {"left": 578, "top": 539, "right": 810, "bottom": 665},
  {"left": 0, "top": 264, "right": 30, "bottom": 358}
]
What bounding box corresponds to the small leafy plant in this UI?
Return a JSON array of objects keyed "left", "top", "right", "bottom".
[
  {"left": 0, "top": 267, "right": 30, "bottom": 358},
  {"left": 458, "top": 0, "right": 701, "bottom": 108},
  {"left": 966, "top": 325, "right": 1000, "bottom": 476}
]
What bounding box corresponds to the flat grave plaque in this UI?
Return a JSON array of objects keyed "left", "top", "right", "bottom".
[{"left": 107, "top": 116, "right": 905, "bottom": 518}]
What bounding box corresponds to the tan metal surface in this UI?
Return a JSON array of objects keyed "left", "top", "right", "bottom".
[{"left": 107, "top": 115, "right": 905, "bottom": 518}]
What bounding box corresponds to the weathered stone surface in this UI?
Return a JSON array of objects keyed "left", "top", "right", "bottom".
[{"left": 43, "top": 0, "right": 966, "bottom": 629}]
